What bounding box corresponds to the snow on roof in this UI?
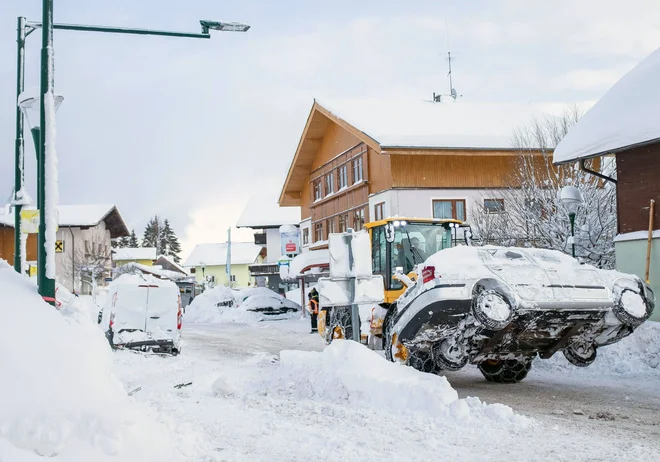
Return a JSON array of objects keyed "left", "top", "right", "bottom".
[
  {"left": 155, "top": 254, "right": 188, "bottom": 274},
  {"left": 553, "top": 47, "right": 660, "bottom": 164},
  {"left": 113, "top": 247, "right": 157, "bottom": 261},
  {"left": 614, "top": 230, "right": 660, "bottom": 243},
  {"left": 287, "top": 249, "right": 330, "bottom": 279},
  {"left": 0, "top": 203, "right": 129, "bottom": 237},
  {"left": 316, "top": 98, "right": 547, "bottom": 149},
  {"left": 236, "top": 195, "right": 301, "bottom": 229},
  {"left": 183, "top": 242, "right": 264, "bottom": 267},
  {"left": 117, "top": 262, "right": 191, "bottom": 281}
]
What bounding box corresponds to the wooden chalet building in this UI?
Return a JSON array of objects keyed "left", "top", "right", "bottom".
[{"left": 279, "top": 98, "right": 547, "bottom": 249}]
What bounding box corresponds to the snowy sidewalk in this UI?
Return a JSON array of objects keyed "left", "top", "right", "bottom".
[{"left": 111, "top": 319, "right": 660, "bottom": 461}]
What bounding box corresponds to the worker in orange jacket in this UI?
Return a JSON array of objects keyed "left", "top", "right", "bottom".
[{"left": 308, "top": 288, "right": 319, "bottom": 333}]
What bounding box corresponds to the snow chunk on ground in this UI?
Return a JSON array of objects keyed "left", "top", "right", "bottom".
[
  {"left": 0, "top": 260, "right": 176, "bottom": 461},
  {"left": 535, "top": 321, "right": 660, "bottom": 376},
  {"left": 260, "top": 340, "right": 530, "bottom": 427}
]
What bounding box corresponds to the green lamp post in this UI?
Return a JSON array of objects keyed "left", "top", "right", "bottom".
[{"left": 560, "top": 185, "right": 583, "bottom": 258}]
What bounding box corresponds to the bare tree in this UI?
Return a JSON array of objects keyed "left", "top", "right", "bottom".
[
  {"left": 470, "top": 105, "right": 617, "bottom": 268},
  {"left": 61, "top": 227, "right": 112, "bottom": 294}
]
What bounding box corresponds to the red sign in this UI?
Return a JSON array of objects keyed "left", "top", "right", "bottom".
[{"left": 285, "top": 242, "right": 297, "bottom": 252}]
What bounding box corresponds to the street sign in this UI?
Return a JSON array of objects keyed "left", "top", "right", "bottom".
[
  {"left": 55, "top": 240, "right": 64, "bottom": 253},
  {"left": 20, "top": 209, "right": 39, "bottom": 234}
]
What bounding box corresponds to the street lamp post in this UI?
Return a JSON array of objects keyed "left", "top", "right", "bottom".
[
  {"left": 560, "top": 185, "right": 583, "bottom": 258},
  {"left": 12, "top": 11, "right": 249, "bottom": 305}
]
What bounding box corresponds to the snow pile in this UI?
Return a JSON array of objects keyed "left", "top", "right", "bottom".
[
  {"left": 0, "top": 260, "right": 175, "bottom": 461},
  {"left": 535, "top": 321, "right": 660, "bottom": 376},
  {"left": 262, "top": 340, "right": 530, "bottom": 427}
]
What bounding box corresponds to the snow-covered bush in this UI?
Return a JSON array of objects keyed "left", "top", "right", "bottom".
[{"left": 470, "top": 106, "right": 617, "bottom": 268}]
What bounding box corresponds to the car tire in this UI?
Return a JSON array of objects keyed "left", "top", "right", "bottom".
[
  {"left": 613, "top": 288, "right": 651, "bottom": 327},
  {"left": 432, "top": 339, "right": 469, "bottom": 372},
  {"left": 478, "top": 358, "right": 532, "bottom": 383},
  {"left": 473, "top": 288, "right": 513, "bottom": 330},
  {"left": 563, "top": 343, "right": 597, "bottom": 367},
  {"left": 326, "top": 306, "right": 353, "bottom": 344}
]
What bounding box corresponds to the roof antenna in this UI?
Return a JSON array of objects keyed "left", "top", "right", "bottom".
[{"left": 427, "top": 51, "right": 462, "bottom": 103}]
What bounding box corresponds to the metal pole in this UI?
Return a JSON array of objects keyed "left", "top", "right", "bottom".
[
  {"left": 27, "top": 21, "right": 211, "bottom": 39},
  {"left": 345, "top": 233, "right": 361, "bottom": 342},
  {"left": 226, "top": 227, "right": 231, "bottom": 286},
  {"left": 13, "top": 17, "right": 26, "bottom": 274},
  {"left": 38, "top": 0, "right": 56, "bottom": 304},
  {"left": 569, "top": 212, "right": 576, "bottom": 258}
]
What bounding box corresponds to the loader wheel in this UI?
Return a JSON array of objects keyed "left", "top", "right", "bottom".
[
  {"left": 326, "top": 306, "right": 353, "bottom": 344},
  {"left": 382, "top": 305, "right": 396, "bottom": 361},
  {"left": 407, "top": 348, "right": 438, "bottom": 374},
  {"left": 478, "top": 358, "right": 532, "bottom": 383}
]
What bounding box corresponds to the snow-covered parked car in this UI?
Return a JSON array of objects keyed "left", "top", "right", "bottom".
[
  {"left": 235, "top": 287, "right": 300, "bottom": 315},
  {"left": 102, "top": 275, "right": 183, "bottom": 355},
  {"left": 383, "top": 246, "right": 655, "bottom": 383}
]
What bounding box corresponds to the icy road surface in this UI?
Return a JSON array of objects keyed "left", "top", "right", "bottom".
[{"left": 112, "top": 319, "right": 660, "bottom": 461}]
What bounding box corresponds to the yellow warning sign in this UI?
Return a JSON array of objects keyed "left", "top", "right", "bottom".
[
  {"left": 20, "top": 209, "right": 39, "bottom": 234},
  {"left": 29, "top": 265, "right": 37, "bottom": 277},
  {"left": 55, "top": 240, "right": 64, "bottom": 253}
]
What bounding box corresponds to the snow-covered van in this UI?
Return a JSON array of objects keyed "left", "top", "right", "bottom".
[{"left": 103, "top": 274, "right": 183, "bottom": 355}]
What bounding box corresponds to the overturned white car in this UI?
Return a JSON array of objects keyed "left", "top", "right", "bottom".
[{"left": 383, "top": 246, "right": 655, "bottom": 383}]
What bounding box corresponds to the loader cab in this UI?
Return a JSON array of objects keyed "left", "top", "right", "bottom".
[{"left": 365, "top": 218, "right": 471, "bottom": 304}]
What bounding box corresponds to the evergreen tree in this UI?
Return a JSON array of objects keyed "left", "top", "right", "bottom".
[
  {"left": 142, "top": 215, "right": 162, "bottom": 253},
  {"left": 162, "top": 219, "right": 182, "bottom": 263},
  {"left": 128, "top": 229, "right": 140, "bottom": 248},
  {"left": 114, "top": 236, "right": 130, "bottom": 248}
]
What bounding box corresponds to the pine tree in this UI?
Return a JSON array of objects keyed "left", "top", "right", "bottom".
[
  {"left": 128, "top": 229, "right": 140, "bottom": 248},
  {"left": 162, "top": 219, "right": 182, "bottom": 263},
  {"left": 114, "top": 236, "right": 130, "bottom": 248},
  {"left": 142, "top": 216, "right": 162, "bottom": 253}
]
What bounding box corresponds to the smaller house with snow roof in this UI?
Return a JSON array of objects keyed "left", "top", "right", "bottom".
[
  {"left": 553, "top": 46, "right": 660, "bottom": 321},
  {"left": 112, "top": 247, "right": 158, "bottom": 267},
  {"left": 183, "top": 242, "right": 265, "bottom": 288},
  {"left": 0, "top": 204, "right": 129, "bottom": 294}
]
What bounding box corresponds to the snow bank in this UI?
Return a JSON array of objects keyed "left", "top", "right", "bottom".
[
  {"left": 535, "top": 321, "right": 660, "bottom": 377},
  {"left": 0, "top": 260, "right": 176, "bottom": 460},
  {"left": 263, "top": 340, "right": 530, "bottom": 427}
]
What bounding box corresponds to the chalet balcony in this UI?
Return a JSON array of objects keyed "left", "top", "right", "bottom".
[{"left": 249, "top": 263, "right": 279, "bottom": 276}]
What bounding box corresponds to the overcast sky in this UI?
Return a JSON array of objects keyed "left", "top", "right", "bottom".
[{"left": 1, "top": 0, "right": 659, "bottom": 258}]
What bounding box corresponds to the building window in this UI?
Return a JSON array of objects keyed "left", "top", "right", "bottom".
[
  {"left": 338, "top": 213, "right": 348, "bottom": 232},
  {"left": 352, "top": 156, "right": 363, "bottom": 184},
  {"left": 326, "top": 218, "right": 336, "bottom": 237},
  {"left": 484, "top": 199, "right": 505, "bottom": 213},
  {"left": 374, "top": 202, "right": 384, "bottom": 221},
  {"left": 302, "top": 228, "right": 309, "bottom": 246},
  {"left": 313, "top": 179, "right": 322, "bottom": 201},
  {"left": 325, "top": 172, "right": 334, "bottom": 196},
  {"left": 353, "top": 208, "right": 365, "bottom": 231},
  {"left": 314, "top": 222, "right": 324, "bottom": 242},
  {"left": 432, "top": 199, "right": 466, "bottom": 221},
  {"left": 337, "top": 165, "right": 348, "bottom": 190}
]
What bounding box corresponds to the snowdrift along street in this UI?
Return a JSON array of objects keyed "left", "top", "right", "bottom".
[{"left": 0, "top": 260, "right": 177, "bottom": 461}]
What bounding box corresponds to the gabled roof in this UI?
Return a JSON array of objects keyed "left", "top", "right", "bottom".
[
  {"left": 154, "top": 255, "right": 188, "bottom": 275},
  {"left": 237, "top": 195, "right": 301, "bottom": 229},
  {"left": 0, "top": 204, "right": 129, "bottom": 238},
  {"left": 553, "top": 47, "right": 660, "bottom": 164},
  {"left": 279, "top": 98, "right": 546, "bottom": 206},
  {"left": 183, "top": 242, "right": 264, "bottom": 267},
  {"left": 113, "top": 247, "right": 157, "bottom": 261}
]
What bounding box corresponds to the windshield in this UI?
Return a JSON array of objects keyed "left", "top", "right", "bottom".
[{"left": 389, "top": 222, "right": 454, "bottom": 289}]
